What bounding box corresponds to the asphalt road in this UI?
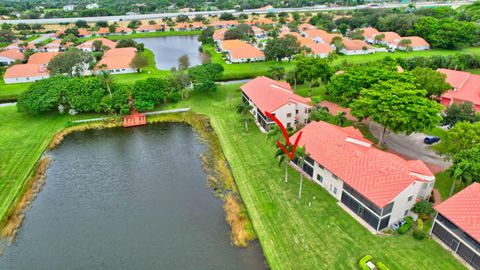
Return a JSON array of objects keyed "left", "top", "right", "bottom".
[
  {"left": 369, "top": 122, "right": 451, "bottom": 170},
  {"left": 0, "top": 1, "right": 474, "bottom": 24}
]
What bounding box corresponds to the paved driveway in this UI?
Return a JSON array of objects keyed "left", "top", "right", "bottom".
[{"left": 369, "top": 122, "right": 451, "bottom": 171}]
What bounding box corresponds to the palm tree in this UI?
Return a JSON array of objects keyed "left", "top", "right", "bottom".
[
  {"left": 336, "top": 111, "right": 347, "bottom": 127},
  {"left": 236, "top": 101, "right": 253, "bottom": 132},
  {"left": 448, "top": 162, "right": 474, "bottom": 197},
  {"left": 275, "top": 144, "right": 293, "bottom": 184},
  {"left": 267, "top": 66, "right": 286, "bottom": 80},
  {"left": 295, "top": 147, "right": 308, "bottom": 199},
  {"left": 266, "top": 125, "right": 281, "bottom": 144},
  {"left": 98, "top": 65, "right": 113, "bottom": 98}
]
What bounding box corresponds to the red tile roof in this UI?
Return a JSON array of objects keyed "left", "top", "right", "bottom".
[
  {"left": 376, "top": 32, "right": 401, "bottom": 43},
  {"left": 438, "top": 69, "right": 480, "bottom": 111},
  {"left": 360, "top": 27, "right": 379, "bottom": 38},
  {"left": 297, "top": 23, "right": 316, "bottom": 31},
  {"left": 27, "top": 52, "right": 59, "bottom": 65},
  {"left": 78, "top": 38, "right": 116, "bottom": 50},
  {"left": 115, "top": 27, "right": 132, "bottom": 34},
  {"left": 393, "top": 36, "right": 430, "bottom": 47},
  {"left": 435, "top": 183, "right": 480, "bottom": 242},
  {"left": 280, "top": 32, "right": 314, "bottom": 46},
  {"left": 290, "top": 121, "right": 434, "bottom": 207},
  {"left": 0, "top": 49, "right": 24, "bottom": 60},
  {"left": 342, "top": 39, "right": 373, "bottom": 51},
  {"left": 96, "top": 27, "right": 110, "bottom": 35},
  {"left": 78, "top": 28, "right": 91, "bottom": 36},
  {"left": 240, "top": 76, "right": 311, "bottom": 113},
  {"left": 306, "top": 43, "right": 333, "bottom": 55},
  {"left": 4, "top": 64, "right": 48, "bottom": 78},
  {"left": 213, "top": 28, "right": 227, "bottom": 40},
  {"left": 136, "top": 24, "right": 162, "bottom": 31},
  {"left": 303, "top": 29, "right": 340, "bottom": 44},
  {"left": 96, "top": 47, "right": 136, "bottom": 70},
  {"left": 220, "top": 40, "right": 265, "bottom": 60}
]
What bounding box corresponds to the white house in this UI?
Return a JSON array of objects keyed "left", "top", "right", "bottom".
[
  {"left": 305, "top": 43, "right": 333, "bottom": 58},
  {"left": 77, "top": 38, "right": 116, "bottom": 52},
  {"left": 240, "top": 76, "right": 311, "bottom": 132},
  {"left": 289, "top": 121, "right": 436, "bottom": 232},
  {"left": 95, "top": 47, "right": 136, "bottom": 75},
  {"left": 391, "top": 36, "right": 430, "bottom": 51},
  {"left": 340, "top": 39, "right": 375, "bottom": 55},
  {"left": 431, "top": 183, "right": 480, "bottom": 270},
  {"left": 0, "top": 49, "right": 24, "bottom": 66},
  {"left": 86, "top": 3, "right": 99, "bottom": 9},
  {"left": 4, "top": 64, "right": 49, "bottom": 84},
  {"left": 219, "top": 40, "right": 265, "bottom": 63},
  {"left": 63, "top": 4, "right": 75, "bottom": 11}
]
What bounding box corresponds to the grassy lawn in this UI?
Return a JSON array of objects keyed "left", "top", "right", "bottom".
[
  {"left": 0, "top": 106, "right": 95, "bottom": 226},
  {"left": 24, "top": 35, "right": 40, "bottom": 42},
  {"left": 0, "top": 84, "right": 467, "bottom": 269},
  {"left": 168, "top": 84, "right": 465, "bottom": 269},
  {"left": 77, "top": 30, "right": 202, "bottom": 43},
  {"left": 112, "top": 48, "right": 170, "bottom": 84},
  {"left": 0, "top": 81, "right": 32, "bottom": 102},
  {"left": 434, "top": 171, "right": 466, "bottom": 201}
]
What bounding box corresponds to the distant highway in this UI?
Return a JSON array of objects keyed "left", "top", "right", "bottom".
[{"left": 0, "top": 1, "right": 474, "bottom": 24}]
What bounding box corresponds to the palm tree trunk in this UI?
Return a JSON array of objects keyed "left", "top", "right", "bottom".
[
  {"left": 298, "top": 174, "right": 303, "bottom": 199},
  {"left": 244, "top": 118, "right": 248, "bottom": 132},
  {"left": 449, "top": 178, "right": 457, "bottom": 197},
  {"left": 378, "top": 125, "right": 387, "bottom": 146},
  {"left": 285, "top": 162, "right": 288, "bottom": 183},
  {"left": 308, "top": 81, "right": 313, "bottom": 97}
]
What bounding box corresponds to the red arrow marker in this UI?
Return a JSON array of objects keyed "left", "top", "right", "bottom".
[{"left": 265, "top": 111, "right": 303, "bottom": 160}]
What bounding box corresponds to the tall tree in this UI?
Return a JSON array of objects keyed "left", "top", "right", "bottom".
[
  {"left": 449, "top": 144, "right": 480, "bottom": 196},
  {"left": 442, "top": 102, "right": 479, "bottom": 127},
  {"left": 275, "top": 143, "right": 293, "bottom": 184},
  {"left": 236, "top": 101, "right": 252, "bottom": 132},
  {"left": 434, "top": 122, "right": 480, "bottom": 159},
  {"left": 47, "top": 48, "right": 93, "bottom": 77},
  {"left": 351, "top": 80, "right": 443, "bottom": 145},
  {"left": 177, "top": 54, "right": 190, "bottom": 70},
  {"left": 295, "top": 56, "right": 333, "bottom": 97},
  {"left": 264, "top": 35, "right": 301, "bottom": 62},
  {"left": 267, "top": 66, "right": 286, "bottom": 80},
  {"left": 130, "top": 53, "right": 148, "bottom": 73},
  {"left": 295, "top": 147, "right": 308, "bottom": 199},
  {"left": 411, "top": 67, "right": 451, "bottom": 99}
]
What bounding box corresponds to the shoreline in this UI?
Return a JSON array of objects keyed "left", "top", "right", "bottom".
[{"left": 0, "top": 112, "right": 257, "bottom": 248}]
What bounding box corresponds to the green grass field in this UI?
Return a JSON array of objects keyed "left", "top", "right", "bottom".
[{"left": 0, "top": 84, "right": 467, "bottom": 269}]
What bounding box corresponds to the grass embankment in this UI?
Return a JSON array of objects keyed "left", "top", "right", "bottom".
[
  {"left": 0, "top": 85, "right": 467, "bottom": 269},
  {"left": 166, "top": 84, "right": 465, "bottom": 269},
  {"left": 434, "top": 171, "right": 466, "bottom": 201},
  {"left": 204, "top": 43, "right": 480, "bottom": 80}
]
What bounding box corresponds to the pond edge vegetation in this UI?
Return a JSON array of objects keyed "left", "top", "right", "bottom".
[{"left": 1, "top": 112, "right": 256, "bottom": 248}]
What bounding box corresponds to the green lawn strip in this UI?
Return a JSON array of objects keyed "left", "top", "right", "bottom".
[
  {"left": 0, "top": 84, "right": 467, "bottom": 269},
  {"left": 434, "top": 171, "right": 466, "bottom": 201},
  {"left": 166, "top": 84, "right": 465, "bottom": 270},
  {"left": 112, "top": 48, "right": 170, "bottom": 84},
  {"left": 0, "top": 106, "right": 96, "bottom": 226},
  {"left": 24, "top": 35, "right": 40, "bottom": 42},
  {"left": 0, "top": 81, "right": 32, "bottom": 101},
  {"left": 466, "top": 68, "right": 480, "bottom": 74},
  {"left": 77, "top": 30, "right": 201, "bottom": 43},
  {"left": 35, "top": 37, "right": 53, "bottom": 47}
]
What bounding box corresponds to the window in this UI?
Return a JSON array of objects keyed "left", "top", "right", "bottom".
[
  {"left": 423, "top": 183, "right": 428, "bottom": 189},
  {"left": 404, "top": 209, "right": 409, "bottom": 216},
  {"left": 316, "top": 174, "right": 323, "bottom": 183},
  {"left": 286, "top": 113, "right": 292, "bottom": 118},
  {"left": 305, "top": 109, "right": 309, "bottom": 113},
  {"left": 333, "top": 187, "right": 338, "bottom": 194},
  {"left": 295, "top": 109, "right": 298, "bottom": 114},
  {"left": 408, "top": 195, "right": 414, "bottom": 202}
]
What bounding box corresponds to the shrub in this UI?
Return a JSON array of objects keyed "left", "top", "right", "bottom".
[
  {"left": 417, "top": 218, "right": 424, "bottom": 231},
  {"left": 377, "top": 262, "right": 389, "bottom": 270},
  {"left": 397, "top": 216, "right": 413, "bottom": 234},
  {"left": 413, "top": 229, "right": 427, "bottom": 240},
  {"left": 358, "top": 255, "right": 373, "bottom": 270},
  {"left": 412, "top": 200, "right": 434, "bottom": 216}
]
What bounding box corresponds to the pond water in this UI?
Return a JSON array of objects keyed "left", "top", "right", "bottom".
[
  {"left": 0, "top": 123, "right": 266, "bottom": 270},
  {"left": 135, "top": 35, "right": 203, "bottom": 70}
]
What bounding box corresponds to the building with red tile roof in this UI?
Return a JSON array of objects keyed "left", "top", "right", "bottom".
[
  {"left": 392, "top": 36, "right": 430, "bottom": 51},
  {"left": 95, "top": 47, "right": 137, "bottom": 74},
  {"left": 219, "top": 40, "right": 265, "bottom": 63},
  {"left": 289, "top": 121, "right": 435, "bottom": 231},
  {"left": 297, "top": 23, "right": 316, "bottom": 31},
  {"left": 113, "top": 27, "right": 133, "bottom": 35},
  {"left": 213, "top": 28, "right": 228, "bottom": 42},
  {"left": 341, "top": 39, "right": 375, "bottom": 55},
  {"left": 96, "top": 27, "right": 110, "bottom": 36},
  {"left": 280, "top": 32, "right": 314, "bottom": 47},
  {"left": 437, "top": 69, "right": 480, "bottom": 112},
  {"left": 4, "top": 63, "right": 49, "bottom": 84},
  {"left": 136, "top": 24, "right": 163, "bottom": 33},
  {"left": 0, "top": 49, "right": 24, "bottom": 65},
  {"left": 240, "top": 76, "right": 311, "bottom": 131},
  {"left": 40, "top": 39, "right": 73, "bottom": 52},
  {"left": 301, "top": 29, "right": 340, "bottom": 44},
  {"left": 358, "top": 27, "right": 380, "bottom": 42},
  {"left": 372, "top": 31, "right": 401, "bottom": 46},
  {"left": 305, "top": 43, "right": 333, "bottom": 58},
  {"left": 77, "top": 28, "right": 92, "bottom": 37},
  {"left": 77, "top": 38, "right": 116, "bottom": 52},
  {"left": 5, "top": 41, "right": 36, "bottom": 52},
  {"left": 251, "top": 26, "right": 266, "bottom": 38},
  {"left": 27, "top": 52, "right": 59, "bottom": 65},
  {"left": 210, "top": 20, "right": 239, "bottom": 29},
  {"left": 174, "top": 22, "right": 205, "bottom": 31},
  {"left": 431, "top": 183, "right": 480, "bottom": 270}
]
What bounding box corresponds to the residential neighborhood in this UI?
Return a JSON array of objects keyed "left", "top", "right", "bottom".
[{"left": 0, "top": 2, "right": 479, "bottom": 270}]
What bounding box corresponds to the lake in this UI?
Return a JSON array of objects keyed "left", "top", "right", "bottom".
[
  {"left": 0, "top": 123, "right": 266, "bottom": 270},
  {"left": 135, "top": 35, "right": 203, "bottom": 70}
]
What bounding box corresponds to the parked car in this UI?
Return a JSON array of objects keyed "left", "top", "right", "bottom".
[{"left": 424, "top": 136, "right": 440, "bottom": 144}]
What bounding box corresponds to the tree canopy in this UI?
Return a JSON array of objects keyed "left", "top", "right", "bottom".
[
  {"left": 47, "top": 48, "right": 93, "bottom": 77},
  {"left": 434, "top": 121, "right": 480, "bottom": 159},
  {"left": 410, "top": 67, "right": 451, "bottom": 98},
  {"left": 350, "top": 80, "right": 443, "bottom": 145},
  {"left": 264, "top": 35, "right": 301, "bottom": 62}
]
